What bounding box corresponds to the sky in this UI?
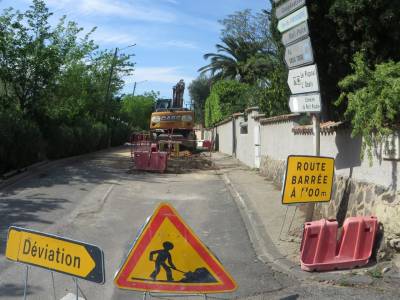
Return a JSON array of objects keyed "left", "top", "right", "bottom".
[{"left": 1, "top": 0, "right": 270, "bottom": 105}]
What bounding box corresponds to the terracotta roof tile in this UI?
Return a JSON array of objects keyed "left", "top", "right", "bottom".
[
  {"left": 292, "top": 121, "right": 345, "bottom": 135},
  {"left": 259, "top": 114, "right": 300, "bottom": 125}
]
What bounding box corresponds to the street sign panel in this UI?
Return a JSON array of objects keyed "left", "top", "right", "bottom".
[
  {"left": 114, "top": 203, "right": 237, "bottom": 294},
  {"left": 285, "top": 37, "right": 314, "bottom": 69},
  {"left": 277, "top": 6, "right": 308, "bottom": 33},
  {"left": 282, "top": 21, "right": 309, "bottom": 46},
  {"left": 6, "top": 227, "right": 105, "bottom": 284},
  {"left": 289, "top": 93, "right": 321, "bottom": 113},
  {"left": 287, "top": 64, "right": 319, "bottom": 94},
  {"left": 276, "top": 0, "right": 306, "bottom": 20},
  {"left": 282, "top": 155, "right": 334, "bottom": 204}
]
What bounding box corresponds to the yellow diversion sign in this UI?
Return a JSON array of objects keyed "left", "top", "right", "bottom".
[
  {"left": 6, "top": 227, "right": 105, "bottom": 284},
  {"left": 282, "top": 155, "right": 334, "bottom": 204}
]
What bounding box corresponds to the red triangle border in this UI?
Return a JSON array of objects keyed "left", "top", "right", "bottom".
[{"left": 114, "top": 203, "right": 237, "bottom": 293}]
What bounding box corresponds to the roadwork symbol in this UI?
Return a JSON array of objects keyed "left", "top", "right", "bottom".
[
  {"left": 114, "top": 203, "right": 237, "bottom": 293},
  {"left": 6, "top": 226, "right": 105, "bottom": 284}
]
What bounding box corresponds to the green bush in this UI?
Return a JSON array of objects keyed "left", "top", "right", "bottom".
[
  {"left": 205, "top": 80, "right": 249, "bottom": 127},
  {"left": 337, "top": 52, "right": 400, "bottom": 161},
  {"left": 0, "top": 107, "right": 44, "bottom": 173}
]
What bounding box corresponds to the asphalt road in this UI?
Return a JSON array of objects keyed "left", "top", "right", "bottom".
[{"left": 0, "top": 147, "right": 399, "bottom": 300}]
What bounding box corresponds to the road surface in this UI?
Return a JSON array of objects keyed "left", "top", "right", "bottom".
[{"left": 0, "top": 147, "right": 398, "bottom": 299}]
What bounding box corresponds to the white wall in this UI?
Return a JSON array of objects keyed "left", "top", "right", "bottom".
[
  {"left": 216, "top": 121, "right": 233, "bottom": 155},
  {"left": 207, "top": 108, "right": 400, "bottom": 189},
  {"left": 235, "top": 112, "right": 257, "bottom": 168}
]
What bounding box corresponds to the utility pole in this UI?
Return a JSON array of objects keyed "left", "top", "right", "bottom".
[
  {"left": 132, "top": 80, "right": 147, "bottom": 96},
  {"left": 104, "top": 47, "right": 118, "bottom": 148},
  {"left": 132, "top": 82, "right": 137, "bottom": 96},
  {"left": 104, "top": 44, "right": 135, "bottom": 148}
]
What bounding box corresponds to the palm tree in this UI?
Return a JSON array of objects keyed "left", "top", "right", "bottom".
[{"left": 198, "top": 36, "right": 274, "bottom": 84}]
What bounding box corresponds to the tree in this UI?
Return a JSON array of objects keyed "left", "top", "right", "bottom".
[
  {"left": 0, "top": 0, "right": 135, "bottom": 170},
  {"left": 306, "top": 0, "right": 400, "bottom": 120},
  {"left": 188, "top": 75, "right": 211, "bottom": 126},
  {"left": 199, "top": 9, "right": 275, "bottom": 85},
  {"left": 219, "top": 9, "right": 272, "bottom": 52},
  {"left": 120, "top": 93, "right": 156, "bottom": 130},
  {"left": 337, "top": 52, "right": 400, "bottom": 161},
  {"left": 204, "top": 80, "right": 250, "bottom": 127}
]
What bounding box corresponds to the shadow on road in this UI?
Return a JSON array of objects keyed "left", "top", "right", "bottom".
[
  {"left": 0, "top": 283, "right": 43, "bottom": 297},
  {"left": 0, "top": 195, "right": 70, "bottom": 255}
]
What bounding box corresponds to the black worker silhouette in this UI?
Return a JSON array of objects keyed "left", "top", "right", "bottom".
[{"left": 149, "top": 241, "right": 176, "bottom": 282}]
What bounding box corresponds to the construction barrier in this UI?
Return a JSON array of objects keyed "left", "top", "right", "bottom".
[
  {"left": 133, "top": 151, "right": 168, "bottom": 173},
  {"left": 300, "top": 216, "right": 378, "bottom": 271}
]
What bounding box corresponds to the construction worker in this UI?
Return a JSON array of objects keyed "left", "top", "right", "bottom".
[{"left": 149, "top": 241, "right": 176, "bottom": 281}]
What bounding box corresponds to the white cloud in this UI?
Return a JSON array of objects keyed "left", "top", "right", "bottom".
[
  {"left": 126, "top": 67, "right": 193, "bottom": 84},
  {"left": 162, "top": 0, "right": 178, "bottom": 4},
  {"left": 91, "top": 25, "right": 198, "bottom": 50},
  {"left": 162, "top": 40, "right": 198, "bottom": 49},
  {"left": 93, "top": 29, "right": 138, "bottom": 45},
  {"left": 46, "top": 0, "right": 177, "bottom": 23}
]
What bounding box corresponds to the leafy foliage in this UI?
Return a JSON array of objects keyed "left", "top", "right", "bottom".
[
  {"left": 188, "top": 75, "right": 211, "bottom": 126},
  {"left": 200, "top": 8, "right": 289, "bottom": 119},
  {"left": 0, "top": 0, "right": 135, "bottom": 172},
  {"left": 337, "top": 53, "right": 400, "bottom": 160},
  {"left": 120, "top": 93, "right": 156, "bottom": 130},
  {"left": 204, "top": 80, "right": 249, "bottom": 127},
  {"left": 306, "top": 0, "right": 400, "bottom": 120}
]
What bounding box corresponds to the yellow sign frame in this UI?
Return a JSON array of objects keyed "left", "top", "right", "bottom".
[
  {"left": 6, "top": 226, "right": 105, "bottom": 284},
  {"left": 282, "top": 155, "right": 334, "bottom": 205}
]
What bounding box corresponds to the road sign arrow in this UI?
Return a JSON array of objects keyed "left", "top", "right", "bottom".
[
  {"left": 285, "top": 37, "right": 314, "bottom": 69},
  {"left": 276, "top": 0, "right": 306, "bottom": 20},
  {"left": 282, "top": 21, "right": 309, "bottom": 46},
  {"left": 6, "top": 227, "right": 105, "bottom": 284},
  {"left": 277, "top": 6, "right": 308, "bottom": 33},
  {"left": 287, "top": 64, "right": 320, "bottom": 94},
  {"left": 289, "top": 93, "right": 321, "bottom": 113}
]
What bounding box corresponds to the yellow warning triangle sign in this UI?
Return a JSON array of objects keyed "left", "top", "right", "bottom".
[{"left": 114, "top": 203, "right": 237, "bottom": 293}]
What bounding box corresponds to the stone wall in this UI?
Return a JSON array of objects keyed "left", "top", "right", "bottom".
[
  {"left": 205, "top": 108, "right": 400, "bottom": 253},
  {"left": 259, "top": 153, "right": 400, "bottom": 256}
]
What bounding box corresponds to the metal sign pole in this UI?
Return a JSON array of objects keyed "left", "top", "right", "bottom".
[
  {"left": 279, "top": 206, "right": 290, "bottom": 240},
  {"left": 23, "top": 265, "right": 29, "bottom": 300},
  {"left": 74, "top": 278, "right": 79, "bottom": 300},
  {"left": 305, "top": 114, "right": 321, "bottom": 221},
  {"left": 51, "top": 272, "right": 56, "bottom": 300}
]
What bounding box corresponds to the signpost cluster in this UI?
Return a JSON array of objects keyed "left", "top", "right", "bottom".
[
  {"left": 275, "top": 0, "right": 332, "bottom": 226},
  {"left": 276, "top": 0, "right": 321, "bottom": 114}
]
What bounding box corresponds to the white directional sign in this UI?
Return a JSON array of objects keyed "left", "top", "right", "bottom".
[
  {"left": 285, "top": 37, "right": 314, "bottom": 69},
  {"left": 276, "top": 0, "right": 306, "bottom": 20},
  {"left": 277, "top": 6, "right": 308, "bottom": 33},
  {"left": 289, "top": 93, "right": 321, "bottom": 113},
  {"left": 282, "top": 22, "right": 309, "bottom": 46},
  {"left": 287, "top": 64, "right": 319, "bottom": 94}
]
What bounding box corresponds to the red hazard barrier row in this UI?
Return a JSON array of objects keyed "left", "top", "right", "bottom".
[{"left": 300, "top": 216, "right": 378, "bottom": 271}]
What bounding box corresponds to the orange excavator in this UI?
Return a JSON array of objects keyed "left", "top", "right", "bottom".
[{"left": 149, "top": 80, "right": 196, "bottom": 151}]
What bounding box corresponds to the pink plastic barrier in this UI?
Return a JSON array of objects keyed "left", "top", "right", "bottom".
[
  {"left": 134, "top": 151, "right": 168, "bottom": 173},
  {"left": 300, "top": 216, "right": 378, "bottom": 271},
  {"left": 202, "top": 140, "right": 212, "bottom": 151}
]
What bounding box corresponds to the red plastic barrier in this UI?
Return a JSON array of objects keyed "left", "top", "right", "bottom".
[
  {"left": 134, "top": 151, "right": 168, "bottom": 173},
  {"left": 202, "top": 140, "right": 212, "bottom": 151},
  {"left": 300, "top": 216, "right": 378, "bottom": 271}
]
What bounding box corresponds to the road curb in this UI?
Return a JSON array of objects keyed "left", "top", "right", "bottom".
[{"left": 221, "top": 172, "right": 309, "bottom": 281}]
